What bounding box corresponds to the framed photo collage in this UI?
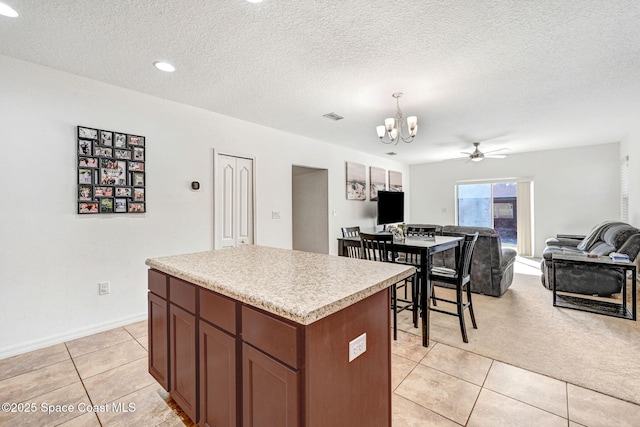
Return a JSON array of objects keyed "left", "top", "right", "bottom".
[{"left": 77, "top": 126, "right": 146, "bottom": 214}]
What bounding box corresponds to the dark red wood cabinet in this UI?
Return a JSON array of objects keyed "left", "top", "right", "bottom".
[
  {"left": 148, "top": 270, "right": 169, "bottom": 391},
  {"left": 148, "top": 268, "right": 391, "bottom": 427}
]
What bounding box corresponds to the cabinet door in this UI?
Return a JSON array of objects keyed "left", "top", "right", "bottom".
[
  {"left": 170, "top": 303, "right": 198, "bottom": 423},
  {"left": 199, "top": 321, "right": 237, "bottom": 427},
  {"left": 148, "top": 292, "right": 168, "bottom": 391},
  {"left": 242, "top": 344, "right": 299, "bottom": 427}
]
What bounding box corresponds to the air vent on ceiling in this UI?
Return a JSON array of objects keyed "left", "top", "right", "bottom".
[
  {"left": 322, "top": 112, "right": 344, "bottom": 121},
  {"left": 386, "top": 152, "right": 397, "bottom": 156}
]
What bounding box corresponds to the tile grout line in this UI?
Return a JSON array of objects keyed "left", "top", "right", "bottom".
[{"left": 63, "top": 341, "right": 103, "bottom": 427}]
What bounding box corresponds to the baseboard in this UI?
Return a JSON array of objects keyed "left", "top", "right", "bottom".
[{"left": 0, "top": 312, "right": 148, "bottom": 360}]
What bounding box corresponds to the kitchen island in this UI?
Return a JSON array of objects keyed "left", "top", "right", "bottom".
[{"left": 146, "top": 245, "right": 415, "bottom": 427}]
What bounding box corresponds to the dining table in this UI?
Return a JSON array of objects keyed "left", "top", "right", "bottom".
[{"left": 338, "top": 233, "right": 463, "bottom": 347}]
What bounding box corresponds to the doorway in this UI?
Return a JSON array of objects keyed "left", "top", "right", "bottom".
[{"left": 292, "top": 166, "right": 329, "bottom": 254}]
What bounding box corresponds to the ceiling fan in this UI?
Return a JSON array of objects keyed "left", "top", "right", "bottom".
[{"left": 462, "top": 142, "right": 508, "bottom": 162}]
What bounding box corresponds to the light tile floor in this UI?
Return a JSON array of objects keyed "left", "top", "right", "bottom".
[{"left": 1, "top": 321, "right": 639, "bottom": 426}]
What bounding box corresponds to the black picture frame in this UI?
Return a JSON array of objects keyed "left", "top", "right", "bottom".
[
  {"left": 114, "top": 149, "right": 132, "bottom": 160},
  {"left": 128, "top": 135, "right": 145, "bottom": 146},
  {"left": 78, "top": 140, "right": 93, "bottom": 156},
  {"left": 100, "top": 130, "right": 113, "bottom": 146},
  {"left": 78, "top": 127, "right": 98, "bottom": 140},
  {"left": 77, "top": 125, "right": 146, "bottom": 214},
  {"left": 128, "top": 201, "right": 145, "bottom": 213},
  {"left": 114, "top": 133, "right": 127, "bottom": 148},
  {"left": 78, "top": 202, "right": 99, "bottom": 214}
]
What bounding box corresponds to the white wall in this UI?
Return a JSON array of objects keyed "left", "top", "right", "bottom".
[
  {"left": 621, "top": 131, "right": 640, "bottom": 226},
  {"left": 0, "top": 55, "right": 409, "bottom": 357},
  {"left": 410, "top": 143, "right": 621, "bottom": 256}
]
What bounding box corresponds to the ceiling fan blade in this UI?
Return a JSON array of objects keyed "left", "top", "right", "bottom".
[
  {"left": 461, "top": 151, "right": 472, "bottom": 155},
  {"left": 485, "top": 154, "right": 507, "bottom": 159},
  {"left": 483, "top": 148, "right": 509, "bottom": 154}
]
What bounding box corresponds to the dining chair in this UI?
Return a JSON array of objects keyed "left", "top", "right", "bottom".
[
  {"left": 428, "top": 232, "right": 479, "bottom": 343},
  {"left": 341, "top": 226, "right": 361, "bottom": 259},
  {"left": 360, "top": 232, "right": 418, "bottom": 340}
]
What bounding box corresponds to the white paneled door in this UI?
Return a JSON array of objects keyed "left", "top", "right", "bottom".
[{"left": 216, "top": 154, "right": 254, "bottom": 249}]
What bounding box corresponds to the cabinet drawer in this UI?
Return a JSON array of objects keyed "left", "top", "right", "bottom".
[
  {"left": 148, "top": 269, "right": 167, "bottom": 298},
  {"left": 242, "top": 306, "right": 299, "bottom": 369},
  {"left": 200, "top": 289, "right": 237, "bottom": 335},
  {"left": 169, "top": 277, "right": 196, "bottom": 313}
]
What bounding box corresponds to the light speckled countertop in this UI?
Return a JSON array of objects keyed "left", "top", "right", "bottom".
[{"left": 146, "top": 245, "right": 415, "bottom": 325}]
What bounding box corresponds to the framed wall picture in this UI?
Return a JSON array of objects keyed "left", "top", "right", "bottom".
[
  {"left": 114, "top": 149, "right": 132, "bottom": 160},
  {"left": 78, "top": 127, "right": 98, "bottom": 139},
  {"left": 115, "top": 187, "right": 132, "bottom": 197},
  {"left": 78, "top": 202, "right": 99, "bottom": 214},
  {"left": 369, "top": 166, "right": 386, "bottom": 201},
  {"left": 77, "top": 125, "right": 146, "bottom": 214},
  {"left": 346, "top": 161, "right": 366, "bottom": 200},
  {"left": 389, "top": 170, "right": 403, "bottom": 192},
  {"left": 78, "top": 140, "right": 92, "bottom": 156},
  {"left": 128, "top": 202, "right": 145, "bottom": 213},
  {"left": 128, "top": 135, "right": 145, "bottom": 146},
  {"left": 133, "top": 188, "right": 145, "bottom": 201},
  {"left": 100, "top": 130, "right": 113, "bottom": 146},
  {"left": 114, "top": 133, "right": 127, "bottom": 148},
  {"left": 133, "top": 147, "right": 144, "bottom": 161},
  {"left": 132, "top": 172, "right": 144, "bottom": 187},
  {"left": 114, "top": 198, "right": 127, "bottom": 213}
]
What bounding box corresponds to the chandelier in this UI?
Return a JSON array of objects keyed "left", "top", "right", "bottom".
[{"left": 376, "top": 92, "right": 418, "bottom": 144}]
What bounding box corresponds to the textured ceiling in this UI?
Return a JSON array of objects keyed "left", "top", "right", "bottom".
[{"left": 1, "top": 0, "right": 639, "bottom": 164}]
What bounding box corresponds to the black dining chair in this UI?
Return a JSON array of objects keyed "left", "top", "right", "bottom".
[
  {"left": 360, "top": 233, "right": 418, "bottom": 340},
  {"left": 428, "top": 232, "right": 479, "bottom": 343},
  {"left": 341, "top": 226, "right": 361, "bottom": 259}
]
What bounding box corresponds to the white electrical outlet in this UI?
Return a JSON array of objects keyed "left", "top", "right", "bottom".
[
  {"left": 349, "top": 333, "right": 367, "bottom": 362},
  {"left": 98, "top": 281, "right": 110, "bottom": 295}
]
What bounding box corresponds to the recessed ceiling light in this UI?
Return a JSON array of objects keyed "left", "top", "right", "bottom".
[
  {"left": 153, "top": 61, "right": 176, "bottom": 72},
  {"left": 246, "top": 0, "right": 263, "bottom": 3},
  {"left": 0, "top": 2, "right": 19, "bottom": 17}
]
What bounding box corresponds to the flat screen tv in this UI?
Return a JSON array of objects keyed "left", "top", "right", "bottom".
[{"left": 377, "top": 191, "right": 404, "bottom": 226}]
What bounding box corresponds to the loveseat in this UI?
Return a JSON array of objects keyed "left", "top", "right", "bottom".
[
  {"left": 540, "top": 221, "right": 640, "bottom": 296},
  {"left": 410, "top": 224, "right": 517, "bottom": 297}
]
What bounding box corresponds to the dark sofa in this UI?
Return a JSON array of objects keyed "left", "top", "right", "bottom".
[
  {"left": 540, "top": 221, "right": 640, "bottom": 296},
  {"left": 410, "top": 224, "right": 517, "bottom": 297}
]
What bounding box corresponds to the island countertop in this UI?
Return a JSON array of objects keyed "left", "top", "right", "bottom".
[{"left": 145, "top": 245, "right": 415, "bottom": 325}]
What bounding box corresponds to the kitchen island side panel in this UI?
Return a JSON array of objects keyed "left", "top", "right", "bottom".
[{"left": 305, "top": 288, "right": 391, "bottom": 427}]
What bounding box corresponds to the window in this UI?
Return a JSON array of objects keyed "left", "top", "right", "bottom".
[{"left": 456, "top": 182, "right": 518, "bottom": 247}]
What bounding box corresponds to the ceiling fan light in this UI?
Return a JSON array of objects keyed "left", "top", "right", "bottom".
[
  {"left": 471, "top": 156, "right": 483, "bottom": 162},
  {"left": 376, "top": 125, "right": 386, "bottom": 138}
]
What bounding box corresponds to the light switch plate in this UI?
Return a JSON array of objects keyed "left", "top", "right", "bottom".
[{"left": 349, "top": 333, "right": 367, "bottom": 362}]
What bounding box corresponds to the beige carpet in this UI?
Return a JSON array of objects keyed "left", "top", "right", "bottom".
[{"left": 398, "top": 262, "right": 640, "bottom": 405}]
